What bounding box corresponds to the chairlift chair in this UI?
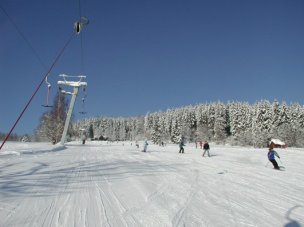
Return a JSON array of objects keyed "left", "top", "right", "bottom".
[
  {"left": 78, "top": 86, "right": 87, "bottom": 114},
  {"left": 42, "top": 77, "right": 53, "bottom": 108},
  {"left": 79, "top": 97, "right": 87, "bottom": 114}
]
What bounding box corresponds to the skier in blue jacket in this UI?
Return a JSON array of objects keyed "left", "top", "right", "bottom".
[
  {"left": 268, "top": 147, "right": 280, "bottom": 170},
  {"left": 142, "top": 140, "right": 149, "bottom": 152}
]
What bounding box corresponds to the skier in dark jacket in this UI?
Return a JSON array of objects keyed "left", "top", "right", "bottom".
[
  {"left": 268, "top": 147, "right": 280, "bottom": 170},
  {"left": 202, "top": 141, "right": 210, "bottom": 157},
  {"left": 179, "top": 141, "right": 185, "bottom": 153}
]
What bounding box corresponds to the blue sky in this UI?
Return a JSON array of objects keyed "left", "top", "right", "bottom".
[{"left": 1, "top": 0, "right": 304, "bottom": 135}]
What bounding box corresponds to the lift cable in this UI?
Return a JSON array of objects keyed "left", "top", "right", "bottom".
[
  {"left": 0, "top": 30, "right": 77, "bottom": 151},
  {"left": 0, "top": 4, "right": 46, "bottom": 69},
  {"left": 0, "top": 3, "right": 89, "bottom": 150}
]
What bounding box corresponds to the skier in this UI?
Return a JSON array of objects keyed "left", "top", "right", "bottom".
[
  {"left": 199, "top": 141, "right": 203, "bottom": 149},
  {"left": 142, "top": 140, "right": 148, "bottom": 152},
  {"left": 81, "top": 132, "right": 87, "bottom": 145},
  {"left": 179, "top": 140, "right": 185, "bottom": 153},
  {"left": 202, "top": 141, "right": 210, "bottom": 157},
  {"left": 268, "top": 147, "right": 280, "bottom": 170}
]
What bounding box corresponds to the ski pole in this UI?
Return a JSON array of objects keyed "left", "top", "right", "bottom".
[{"left": 265, "top": 161, "right": 270, "bottom": 167}]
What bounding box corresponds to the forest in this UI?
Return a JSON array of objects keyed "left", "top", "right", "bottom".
[{"left": 73, "top": 100, "right": 304, "bottom": 148}]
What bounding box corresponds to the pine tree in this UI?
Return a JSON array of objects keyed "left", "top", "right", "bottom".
[
  {"left": 151, "top": 123, "right": 162, "bottom": 144},
  {"left": 207, "top": 104, "right": 216, "bottom": 140},
  {"left": 171, "top": 114, "right": 181, "bottom": 143},
  {"left": 195, "top": 104, "right": 209, "bottom": 142},
  {"left": 214, "top": 102, "right": 227, "bottom": 143},
  {"left": 228, "top": 102, "right": 252, "bottom": 145},
  {"left": 289, "top": 103, "right": 304, "bottom": 147},
  {"left": 252, "top": 100, "right": 272, "bottom": 147}
]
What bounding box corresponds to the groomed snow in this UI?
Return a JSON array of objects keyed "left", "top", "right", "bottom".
[{"left": 0, "top": 141, "right": 303, "bottom": 227}]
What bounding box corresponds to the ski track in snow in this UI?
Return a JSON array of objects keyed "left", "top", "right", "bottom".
[
  {"left": 0, "top": 141, "right": 304, "bottom": 227},
  {"left": 171, "top": 168, "right": 199, "bottom": 227}
]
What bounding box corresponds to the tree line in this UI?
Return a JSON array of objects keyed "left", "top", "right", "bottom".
[
  {"left": 0, "top": 132, "right": 32, "bottom": 142},
  {"left": 3, "top": 98, "right": 303, "bottom": 148},
  {"left": 73, "top": 100, "right": 304, "bottom": 148}
]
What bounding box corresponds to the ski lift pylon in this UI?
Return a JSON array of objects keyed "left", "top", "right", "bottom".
[{"left": 57, "top": 74, "right": 87, "bottom": 145}]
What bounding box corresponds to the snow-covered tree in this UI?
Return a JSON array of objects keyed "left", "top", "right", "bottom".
[
  {"left": 228, "top": 102, "right": 253, "bottom": 145},
  {"left": 252, "top": 100, "right": 272, "bottom": 147},
  {"left": 150, "top": 113, "right": 162, "bottom": 144},
  {"left": 206, "top": 104, "right": 216, "bottom": 139},
  {"left": 195, "top": 104, "right": 210, "bottom": 142},
  {"left": 214, "top": 102, "right": 228, "bottom": 143},
  {"left": 73, "top": 100, "right": 304, "bottom": 147},
  {"left": 170, "top": 113, "right": 181, "bottom": 143},
  {"left": 36, "top": 91, "right": 69, "bottom": 144},
  {"left": 288, "top": 103, "right": 304, "bottom": 147}
]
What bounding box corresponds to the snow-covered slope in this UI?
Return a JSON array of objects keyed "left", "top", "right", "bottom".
[{"left": 0, "top": 141, "right": 303, "bottom": 226}]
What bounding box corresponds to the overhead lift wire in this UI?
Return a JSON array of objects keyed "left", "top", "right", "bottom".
[
  {"left": 0, "top": 2, "right": 89, "bottom": 150},
  {"left": 0, "top": 4, "right": 55, "bottom": 109},
  {"left": 0, "top": 31, "right": 76, "bottom": 151},
  {"left": 76, "top": 0, "right": 88, "bottom": 115},
  {"left": 78, "top": 0, "right": 85, "bottom": 73},
  {"left": 0, "top": 4, "right": 46, "bottom": 69}
]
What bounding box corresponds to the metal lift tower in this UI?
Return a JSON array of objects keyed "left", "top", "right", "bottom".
[{"left": 57, "top": 74, "right": 87, "bottom": 145}]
